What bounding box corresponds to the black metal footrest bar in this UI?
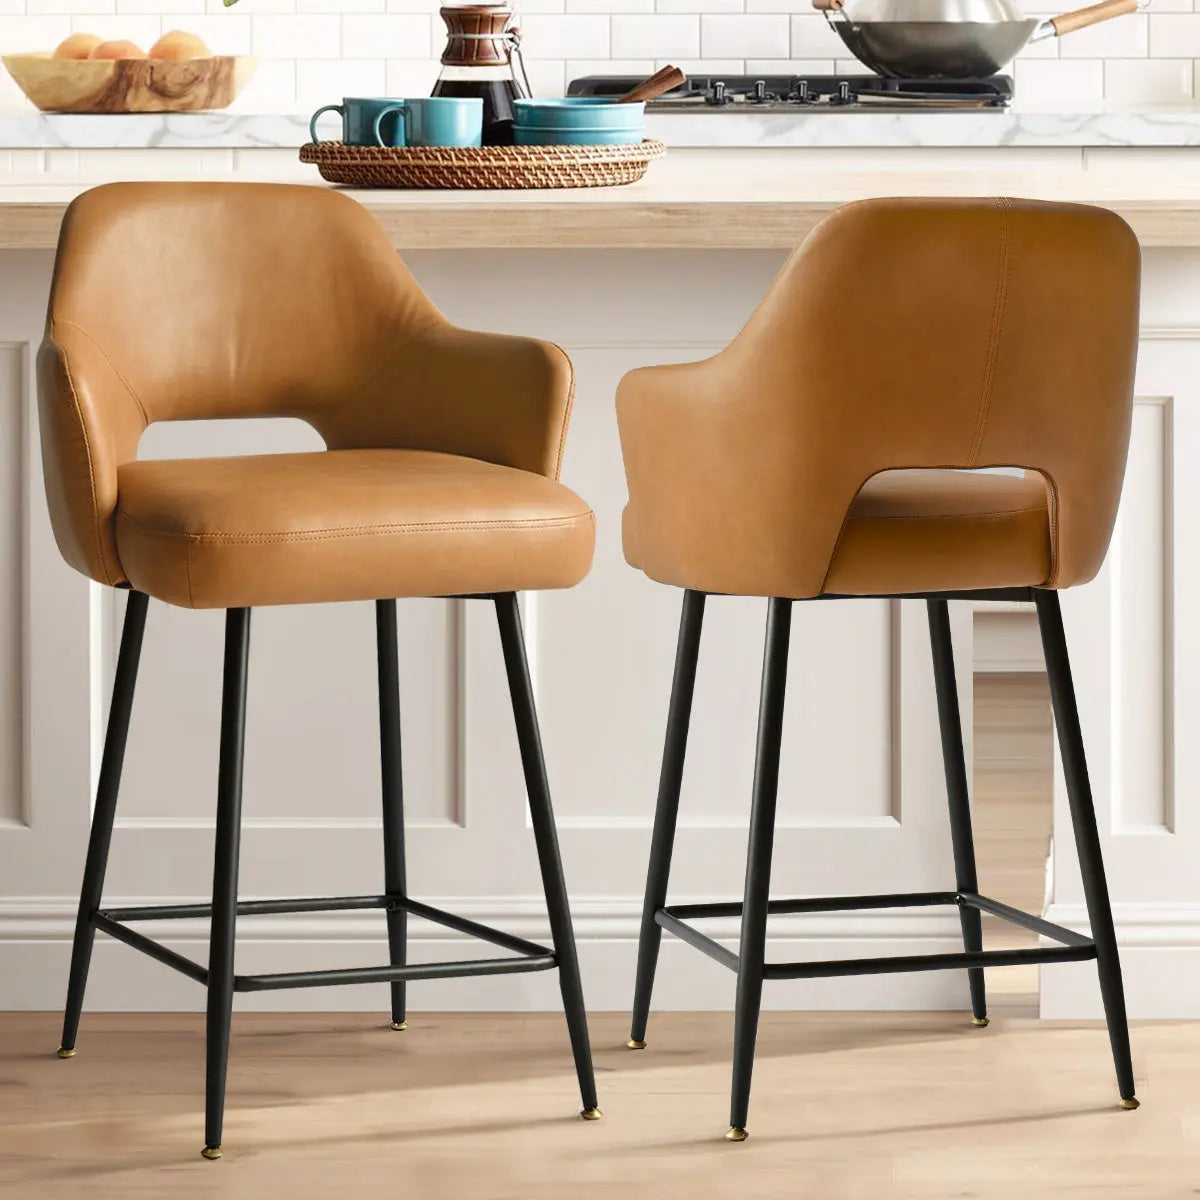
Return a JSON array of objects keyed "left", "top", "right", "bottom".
[
  {"left": 90, "top": 892, "right": 556, "bottom": 992},
  {"left": 657, "top": 890, "right": 1097, "bottom": 980}
]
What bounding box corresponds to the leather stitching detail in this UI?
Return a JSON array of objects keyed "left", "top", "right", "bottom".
[
  {"left": 968, "top": 198, "right": 1012, "bottom": 467},
  {"left": 550, "top": 340, "right": 574, "bottom": 482},
  {"left": 184, "top": 538, "right": 196, "bottom": 609},
  {"left": 54, "top": 329, "right": 116, "bottom": 586},
  {"left": 116, "top": 508, "right": 592, "bottom": 545},
  {"left": 849, "top": 506, "right": 1046, "bottom": 522},
  {"left": 57, "top": 317, "right": 151, "bottom": 427}
]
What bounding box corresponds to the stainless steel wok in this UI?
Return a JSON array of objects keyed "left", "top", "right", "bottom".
[{"left": 814, "top": 0, "right": 1142, "bottom": 80}]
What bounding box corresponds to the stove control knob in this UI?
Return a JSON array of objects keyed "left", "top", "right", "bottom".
[
  {"left": 711, "top": 80, "right": 728, "bottom": 106},
  {"left": 835, "top": 80, "right": 852, "bottom": 105},
  {"left": 752, "top": 79, "right": 767, "bottom": 104}
]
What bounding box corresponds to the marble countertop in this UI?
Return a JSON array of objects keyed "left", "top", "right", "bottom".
[
  {"left": 5, "top": 153, "right": 1200, "bottom": 248},
  {"left": 3, "top": 106, "right": 1200, "bottom": 149}
]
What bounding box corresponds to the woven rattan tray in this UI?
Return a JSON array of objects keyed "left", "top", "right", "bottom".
[{"left": 299, "top": 139, "right": 665, "bottom": 190}]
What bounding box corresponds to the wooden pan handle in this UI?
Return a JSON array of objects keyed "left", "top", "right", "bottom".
[
  {"left": 618, "top": 65, "right": 686, "bottom": 104},
  {"left": 811, "top": 0, "right": 845, "bottom": 9},
  {"left": 1050, "top": 0, "right": 1137, "bottom": 37}
]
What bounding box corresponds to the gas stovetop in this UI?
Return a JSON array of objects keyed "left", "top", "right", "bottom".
[{"left": 567, "top": 74, "right": 1014, "bottom": 110}]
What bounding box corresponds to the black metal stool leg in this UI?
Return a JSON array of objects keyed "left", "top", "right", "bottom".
[
  {"left": 1034, "top": 589, "right": 1137, "bottom": 1109},
  {"left": 58, "top": 590, "right": 149, "bottom": 1059},
  {"left": 376, "top": 599, "right": 409, "bottom": 1031},
  {"left": 494, "top": 593, "right": 600, "bottom": 1120},
  {"left": 728, "top": 597, "right": 792, "bottom": 1143},
  {"left": 926, "top": 599, "right": 988, "bottom": 1027},
  {"left": 203, "top": 607, "right": 252, "bottom": 1160},
  {"left": 629, "top": 589, "right": 706, "bottom": 1050}
]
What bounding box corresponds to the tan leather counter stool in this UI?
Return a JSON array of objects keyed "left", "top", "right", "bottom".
[
  {"left": 39, "top": 182, "right": 600, "bottom": 1158},
  {"left": 617, "top": 197, "right": 1141, "bottom": 1141}
]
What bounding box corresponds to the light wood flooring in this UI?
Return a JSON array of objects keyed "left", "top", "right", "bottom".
[{"left": 3, "top": 673, "right": 1196, "bottom": 1198}]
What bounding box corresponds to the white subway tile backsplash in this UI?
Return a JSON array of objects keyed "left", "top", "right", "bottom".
[
  {"left": 152, "top": 13, "right": 249, "bottom": 53},
  {"left": 522, "top": 13, "right": 611, "bottom": 57},
  {"left": 789, "top": 12, "right": 847, "bottom": 58},
  {"left": 0, "top": 16, "right": 72, "bottom": 52},
  {"left": 296, "top": 56, "right": 385, "bottom": 105},
  {"left": 567, "top": 0, "right": 652, "bottom": 10},
  {"left": 701, "top": 13, "right": 787, "bottom": 57},
  {"left": 253, "top": 13, "right": 341, "bottom": 57},
  {"left": 119, "top": 0, "right": 205, "bottom": 14},
  {"left": 1150, "top": 13, "right": 1200, "bottom": 56},
  {"left": 0, "top": 0, "right": 1184, "bottom": 117},
  {"left": 342, "top": 13, "right": 431, "bottom": 57},
  {"left": 611, "top": 13, "right": 699, "bottom": 57},
  {"left": 1104, "top": 56, "right": 1193, "bottom": 102},
  {"left": 299, "top": 0, "right": 383, "bottom": 11},
  {"left": 522, "top": 55, "right": 567, "bottom": 94},
  {"left": 229, "top": 56, "right": 296, "bottom": 111},
  {"left": 72, "top": 12, "right": 161, "bottom": 43},
  {"left": 1014, "top": 57, "right": 1104, "bottom": 104},
  {"left": 1059, "top": 14, "right": 1147, "bottom": 58},
  {"left": 657, "top": 0, "right": 743, "bottom": 11},
  {"left": 384, "top": 55, "right": 439, "bottom": 94},
  {"left": 36, "top": 0, "right": 115, "bottom": 14}
]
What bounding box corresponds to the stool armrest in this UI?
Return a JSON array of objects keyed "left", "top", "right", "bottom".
[
  {"left": 318, "top": 323, "right": 576, "bottom": 482},
  {"left": 37, "top": 327, "right": 146, "bottom": 587}
]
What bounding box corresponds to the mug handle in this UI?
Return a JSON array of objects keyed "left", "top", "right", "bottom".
[
  {"left": 308, "top": 103, "right": 344, "bottom": 144},
  {"left": 372, "top": 102, "right": 407, "bottom": 148}
]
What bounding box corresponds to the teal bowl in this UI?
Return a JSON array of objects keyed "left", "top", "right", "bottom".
[{"left": 513, "top": 97, "right": 645, "bottom": 146}]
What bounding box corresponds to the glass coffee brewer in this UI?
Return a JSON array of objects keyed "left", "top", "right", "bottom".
[{"left": 432, "top": 3, "right": 531, "bottom": 146}]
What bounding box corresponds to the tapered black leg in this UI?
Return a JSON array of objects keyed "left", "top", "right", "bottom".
[
  {"left": 926, "top": 599, "right": 988, "bottom": 1026},
  {"left": 728, "top": 597, "right": 792, "bottom": 1142},
  {"left": 58, "top": 590, "right": 149, "bottom": 1058},
  {"left": 494, "top": 593, "right": 600, "bottom": 1119},
  {"left": 203, "top": 607, "right": 251, "bottom": 1160},
  {"left": 1034, "top": 589, "right": 1137, "bottom": 1108},
  {"left": 376, "top": 600, "right": 409, "bottom": 1030},
  {"left": 628, "top": 589, "right": 706, "bottom": 1049}
]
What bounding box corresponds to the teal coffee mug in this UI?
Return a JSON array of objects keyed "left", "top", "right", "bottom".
[
  {"left": 372, "top": 97, "right": 484, "bottom": 149},
  {"left": 308, "top": 97, "right": 406, "bottom": 147}
]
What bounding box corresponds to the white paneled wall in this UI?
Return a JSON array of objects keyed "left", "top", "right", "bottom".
[{"left": 1, "top": 0, "right": 1199, "bottom": 110}]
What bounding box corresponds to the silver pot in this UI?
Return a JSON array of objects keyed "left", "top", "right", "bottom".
[{"left": 815, "top": 0, "right": 1143, "bottom": 80}]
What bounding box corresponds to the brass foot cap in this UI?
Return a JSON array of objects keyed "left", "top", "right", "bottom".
[
  {"left": 626, "top": 1038, "right": 647, "bottom": 1050},
  {"left": 56, "top": 1046, "right": 76, "bottom": 1059},
  {"left": 580, "top": 1108, "right": 602, "bottom": 1121},
  {"left": 972, "top": 1016, "right": 990, "bottom": 1028},
  {"left": 389, "top": 1021, "right": 408, "bottom": 1032},
  {"left": 201, "top": 1146, "right": 223, "bottom": 1160},
  {"left": 1120, "top": 1097, "right": 1140, "bottom": 1110},
  {"left": 726, "top": 1127, "right": 749, "bottom": 1142}
]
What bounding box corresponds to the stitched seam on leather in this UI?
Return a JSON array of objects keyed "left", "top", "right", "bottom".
[
  {"left": 550, "top": 340, "right": 574, "bottom": 482},
  {"left": 116, "top": 509, "right": 592, "bottom": 544},
  {"left": 185, "top": 538, "right": 196, "bottom": 609},
  {"left": 849, "top": 506, "right": 1046, "bottom": 522},
  {"left": 1042, "top": 472, "right": 1062, "bottom": 586},
  {"left": 54, "top": 330, "right": 116, "bottom": 586},
  {"left": 967, "top": 198, "right": 1013, "bottom": 467},
  {"left": 57, "top": 318, "right": 151, "bottom": 427}
]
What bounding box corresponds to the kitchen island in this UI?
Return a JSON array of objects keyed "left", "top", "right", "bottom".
[{"left": 0, "top": 147, "right": 1196, "bottom": 1022}]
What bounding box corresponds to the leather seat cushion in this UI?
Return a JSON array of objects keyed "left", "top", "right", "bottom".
[
  {"left": 115, "top": 448, "right": 595, "bottom": 609},
  {"left": 821, "top": 470, "right": 1052, "bottom": 596}
]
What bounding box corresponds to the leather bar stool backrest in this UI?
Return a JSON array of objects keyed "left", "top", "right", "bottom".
[
  {"left": 38, "top": 181, "right": 574, "bottom": 590},
  {"left": 617, "top": 196, "right": 1141, "bottom": 599}
]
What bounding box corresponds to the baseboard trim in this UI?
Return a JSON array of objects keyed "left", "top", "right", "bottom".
[
  {"left": 0, "top": 896, "right": 969, "bottom": 1012},
  {"left": 1040, "top": 903, "right": 1200, "bottom": 1019}
]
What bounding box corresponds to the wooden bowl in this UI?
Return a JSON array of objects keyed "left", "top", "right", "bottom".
[{"left": 3, "top": 53, "right": 257, "bottom": 113}]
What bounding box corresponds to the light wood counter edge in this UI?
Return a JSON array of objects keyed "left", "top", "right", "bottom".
[{"left": 1, "top": 198, "right": 1199, "bottom": 250}]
